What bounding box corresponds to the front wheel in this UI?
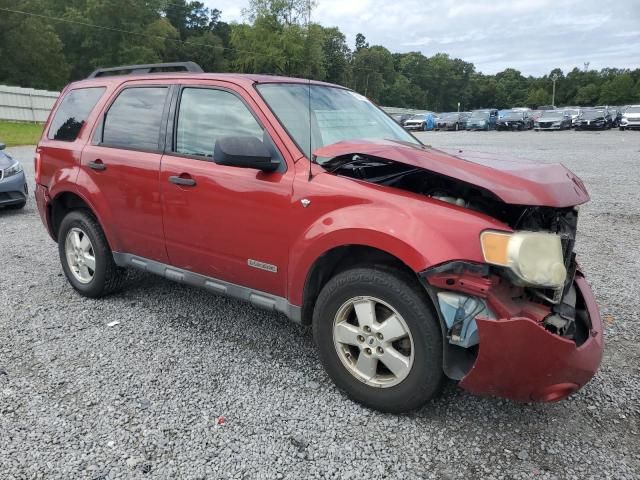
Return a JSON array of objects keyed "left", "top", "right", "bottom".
[
  {"left": 58, "top": 210, "right": 125, "bottom": 298},
  {"left": 313, "top": 268, "right": 443, "bottom": 413},
  {"left": 620, "top": 126, "right": 625, "bottom": 131}
]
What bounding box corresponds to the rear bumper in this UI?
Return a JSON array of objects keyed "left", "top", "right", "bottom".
[
  {"left": 458, "top": 274, "right": 603, "bottom": 402},
  {"left": 35, "top": 183, "right": 55, "bottom": 239},
  {"left": 0, "top": 171, "right": 28, "bottom": 206}
]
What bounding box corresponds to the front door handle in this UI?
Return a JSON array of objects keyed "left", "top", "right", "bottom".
[
  {"left": 169, "top": 175, "right": 196, "bottom": 187},
  {"left": 88, "top": 160, "right": 106, "bottom": 171}
]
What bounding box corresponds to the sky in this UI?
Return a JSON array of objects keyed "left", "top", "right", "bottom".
[{"left": 205, "top": 0, "right": 640, "bottom": 76}]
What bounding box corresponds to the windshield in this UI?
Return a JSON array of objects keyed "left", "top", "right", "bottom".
[
  {"left": 439, "top": 113, "right": 458, "bottom": 120},
  {"left": 626, "top": 106, "right": 640, "bottom": 113},
  {"left": 581, "top": 110, "right": 605, "bottom": 119},
  {"left": 470, "top": 111, "right": 489, "bottom": 120},
  {"left": 503, "top": 112, "right": 524, "bottom": 120},
  {"left": 257, "top": 84, "right": 420, "bottom": 158},
  {"left": 565, "top": 109, "right": 580, "bottom": 116},
  {"left": 540, "top": 110, "right": 563, "bottom": 118}
]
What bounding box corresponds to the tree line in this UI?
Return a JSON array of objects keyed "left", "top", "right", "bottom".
[{"left": 1, "top": 0, "right": 639, "bottom": 111}]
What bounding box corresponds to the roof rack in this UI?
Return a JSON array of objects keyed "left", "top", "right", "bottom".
[{"left": 87, "top": 62, "right": 203, "bottom": 79}]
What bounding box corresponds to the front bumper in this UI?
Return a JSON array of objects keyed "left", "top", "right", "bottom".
[
  {"left": 458, "top": 274, "right": 602, "bottom": 402},
  {"left": 535, "top": 124, "right": 562, "bottom": 130},
  {"left": 0, "top": 170, "right": 28, "bottom": 206},
  {"left": 575, "top": 122, "right": 607, "bottom": 130},
  {"left": 404, "top": 124, "right": 425, "bottom": 130},
  {"left": 621, "top": 120, "right": 640, "bottom": 129}
]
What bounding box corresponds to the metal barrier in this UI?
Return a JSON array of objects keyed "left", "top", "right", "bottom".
[{"left": 0, "top": 85, "right": 59, "bottom": 123}]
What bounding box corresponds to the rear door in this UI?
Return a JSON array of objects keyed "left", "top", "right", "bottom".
[
  {"left": 81, "top": 82, "right": 171, "bottom": 262},
  {"left": 160, "top": 83, "right": 294, "bottom": 297}
]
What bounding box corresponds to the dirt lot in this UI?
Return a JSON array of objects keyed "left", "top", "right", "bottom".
[{"left": 1, "top": 129, "right": 639, "bottom": 479}]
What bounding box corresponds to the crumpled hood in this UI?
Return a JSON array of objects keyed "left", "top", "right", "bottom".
[
  {"left": 0, "top": 151, "right": 14, "bottom": 170},
  {"left": 314, "top": 139, "right": 589, "bottom": 208}
]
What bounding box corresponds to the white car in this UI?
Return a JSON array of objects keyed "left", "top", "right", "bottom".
[{"left": 620, "top": 105, "right": 640, "bottom": 130}]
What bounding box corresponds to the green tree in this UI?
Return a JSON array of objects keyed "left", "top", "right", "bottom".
[
  {"left": 598, "top": 74, "right": 635, "bottom": 104},
  {"left": 574, "top": 83, "right": 600, "bottom": 105},
  {"left": 0, "top": 12, "right": 69, "bottom": 89},
  {"left": 243, "top": 0, "right": 317, "bottom": 26},
  {"left": 526, "top": 88, "right": 550, "bottom": 108},
  {"left": 351, "top": 46, "right": 395, "bottom": 103}
]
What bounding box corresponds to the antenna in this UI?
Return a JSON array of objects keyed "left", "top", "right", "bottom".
[{"left": 307, "top": 0, "right": 313, "bottom": 181}]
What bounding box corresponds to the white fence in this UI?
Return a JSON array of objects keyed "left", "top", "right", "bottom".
[{"left": 0, "top": 85, "right": 59, "bottom": 123}]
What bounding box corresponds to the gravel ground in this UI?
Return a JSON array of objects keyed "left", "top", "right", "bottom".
[{"left": 1, "top": 129, "right": 639, "bottom": 479}]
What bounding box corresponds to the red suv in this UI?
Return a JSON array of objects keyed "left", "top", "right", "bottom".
[{"left": 35, "top": 62, "right": 603, "bottom": 412}]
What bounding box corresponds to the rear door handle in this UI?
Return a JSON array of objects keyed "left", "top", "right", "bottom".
[
  {"left": 88, "top": 160, "right": 106, "bottom": 171},
  {"left": 169, "top": 175, "right": 196, "bottom": 187}
]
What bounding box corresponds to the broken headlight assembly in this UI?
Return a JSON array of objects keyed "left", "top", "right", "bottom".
[{"left": 480, "top": 230, "right": 567, "bottom": 289}]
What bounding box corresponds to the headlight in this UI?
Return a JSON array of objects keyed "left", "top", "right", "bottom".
[
  {"left": 2, "top": 161, "right": 23, "bottom": 178},
  {"left": 480, "top": 230, "right": 567, "bottom": 288}
]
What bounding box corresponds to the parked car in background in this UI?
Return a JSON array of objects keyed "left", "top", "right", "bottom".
[
  {"left": 0, "top": 142, "right": 28, "bottom": 210},
  {"left": 33, "top": 62, "right": 604, "bottom": 412},
  {"left": 436, "top": 112, "right": 470, "bottom": 131},
  {"left": 574, "top": 108, "right": 612, "bottom": 130},
  {"left": 466, "top": 109, "right": 498, "bottom": 130},
  {"left": 562, "top": 108, "right": 582, "bottom": 127},
  {"left": 496, "top": 110, "right": 533, "bottom": 130},
  {"left": 534, "top": 110, "right": 572, "bottom": 131},
  {"left": 403, "top": 113, "right": 436, "bottom": 131},
  {"left": 536, "top": 105, "right": 556, "bottom": 111},
  {"left": 391, "top": 113, "right": 412, "bottom": 126},
  {"left": 620, "top": 105, "right": 640, "bottom": 130},
  {"left": 608, "top": 108, "right": 622, "bottom": 127}
]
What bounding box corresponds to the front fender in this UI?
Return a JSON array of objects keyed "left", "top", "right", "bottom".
[{"left": 287, "top": 203, "right": 467, "bottom": 306}]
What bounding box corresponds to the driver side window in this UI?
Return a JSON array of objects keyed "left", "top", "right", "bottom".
[{"left": 175, "top": 88, "right": 264, "bottom": 159}]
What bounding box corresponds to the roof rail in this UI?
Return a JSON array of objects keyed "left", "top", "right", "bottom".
[{"left": 88, "top": 61, "right": 203, "bottom": 78}]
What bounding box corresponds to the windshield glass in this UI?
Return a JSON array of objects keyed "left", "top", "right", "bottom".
[
  {"left": 257, "top": 84, "right": 420, "bottom": 158},
  {"left": 581, "top": 110, "right": 605, "bottom": 119},
  {"left": 626, "top": 106, "right": 640, "bottom": 113},
  {"left": 540, "top": 110, "right": 563, "bottom": 118},
  {"left": 503, "top": 112, "right": 524, "bottom": 119},
  {"left": 470, "top": 111, "right": 489, "bottom": 120},
  {"left": 439, "top": 113, "right": 458, "bottom": 120}
]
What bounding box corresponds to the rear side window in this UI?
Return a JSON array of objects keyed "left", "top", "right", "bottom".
[
  {"left": 48, "top": 87, "right": 105, "bottom": 141},
  {"left": 102, "top": 87, "right": 168, "bottom": 151}
]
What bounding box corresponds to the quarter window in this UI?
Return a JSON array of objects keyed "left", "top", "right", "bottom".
[
  {"left": 175, "top": 88, "right": 264, "bottom": 158},
  {"left": 102, "top": 87, "right": 168, "bottom": 150},
  {"left": 48, "top": 87, "right": 105, "bottom": 141}
]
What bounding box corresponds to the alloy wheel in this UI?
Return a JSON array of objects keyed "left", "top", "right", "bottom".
[
  {"left": 332, "top": 296, "right": 414, "bottom": 388},
  {"left": 64, "top": 227, "right": 96, "bottom": 284}
]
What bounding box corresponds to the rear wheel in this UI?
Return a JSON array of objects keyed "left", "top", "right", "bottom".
[
  {"left": 58, "top": 210, "right": 125, "bottom": 298},
  {"left": 313, "top": 267, "right": 443, "bottom": 413}
]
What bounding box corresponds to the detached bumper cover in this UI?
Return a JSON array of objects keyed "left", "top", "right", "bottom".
[{"left": 459, "top": 275, "right": 603, "bottom": 401}]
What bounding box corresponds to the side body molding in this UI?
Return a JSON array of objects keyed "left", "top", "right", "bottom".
[{"left": 112, "top": 253, "right": 302, "bottom": 323}]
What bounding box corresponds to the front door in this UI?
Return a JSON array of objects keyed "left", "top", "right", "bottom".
[{"left": 160, "top": 85, "right": 294, "bottom": 297}]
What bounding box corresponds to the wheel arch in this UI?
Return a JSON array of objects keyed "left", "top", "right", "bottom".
[
  {"left": 49, "top": 190, "right": 119, "bottom": 250},
  {"left": 299, "top": 244, "right": 428, "bottom": 326}
]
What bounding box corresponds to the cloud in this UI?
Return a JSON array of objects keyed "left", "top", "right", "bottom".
[{"left": 205, "top": 0, "right": 640, "bottom": 75}]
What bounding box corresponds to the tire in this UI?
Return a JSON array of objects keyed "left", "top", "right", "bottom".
[
  {"left": 313, "top": 267, "right": 443, "bottom": 413},
  {"left": 620, "top": 127, "right": 625, "bottom": 131},
  {"left": 58, "top": 210, "right": 125, "bottom": 298},
  {"left": 454, "top": 123, "right": 459, "bottom": 131}
]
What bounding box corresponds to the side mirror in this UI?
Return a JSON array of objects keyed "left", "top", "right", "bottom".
[
  {"left": 0, "top": 142, "right": 5, "bottom": 151},
  {"left": 214, "top": 136, "right": 280, "bottom": 172}
]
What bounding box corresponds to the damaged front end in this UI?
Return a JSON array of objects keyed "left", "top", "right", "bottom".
[{"left": 314, "top": 142, "right": 602, "bottom": 402}]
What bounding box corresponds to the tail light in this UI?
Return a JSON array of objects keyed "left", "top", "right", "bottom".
[{"left": 34, "top": 148, "right": 42, "bottom": 184}]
